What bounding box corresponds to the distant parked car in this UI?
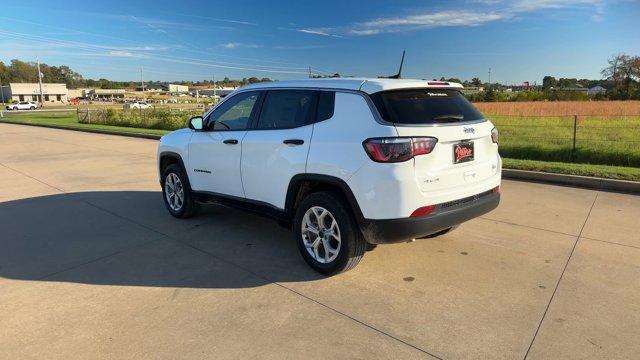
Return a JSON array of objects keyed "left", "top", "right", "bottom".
[
  {"left": 124, "top": 101, "right": 152, "bottom": 109},
  {"left": 6, "top": 101, "right": 37, "bottom": 110}
]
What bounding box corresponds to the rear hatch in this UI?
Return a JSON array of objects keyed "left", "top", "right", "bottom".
[{"left": 370, "top": 88, "right": 499, "bottom": 193}]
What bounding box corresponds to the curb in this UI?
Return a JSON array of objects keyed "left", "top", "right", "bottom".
[
  {"left": 0, "top": 120, "right": 162, "bottom": 140},
  {"left": 502, "top": 169, "right": 640, "bottom": 195},
  {"left": 1, "top": 121, "right": 638, "bottom": 194}
]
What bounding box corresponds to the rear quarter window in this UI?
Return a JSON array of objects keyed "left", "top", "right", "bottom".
[
  {"left": 316, "top": 91, "right": 335, "bottom": 121},
  {"left": 370, "top": 89, "right": 485, "bottom": 125}
]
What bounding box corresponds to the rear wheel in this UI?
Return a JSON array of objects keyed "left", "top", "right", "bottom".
[
  {"left": 161, "top": 164, "right": 200, "bottom": 218},
  {"left": 30, "top": 106, "right": 36, "bottom": 110},
  {"left": 294, "top": 192, "right": 365, "bottom": 275}
]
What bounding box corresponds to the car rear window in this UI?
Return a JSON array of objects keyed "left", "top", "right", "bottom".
[{"left": 370, "top": 89, "right": 485, "bottom": 124}]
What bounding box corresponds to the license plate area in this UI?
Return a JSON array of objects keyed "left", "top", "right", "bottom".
[{"left": 453, "top": 141, "right": 474, "bottom": 164}]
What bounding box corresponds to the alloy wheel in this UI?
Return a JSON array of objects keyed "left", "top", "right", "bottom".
[
  {"left": 301, "top": 206, "right": 342, "bottom": 264},
  {"left": 164, "top": 173, "right": 184, "bottom": 211}
]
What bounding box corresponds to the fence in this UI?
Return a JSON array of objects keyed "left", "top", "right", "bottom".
[{"left": 491, "top": 115, "right": 640, "bottom": 167}]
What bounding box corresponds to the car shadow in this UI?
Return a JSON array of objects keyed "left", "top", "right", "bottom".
[{"left": 0, "top": 191, "right": 326, "bottom": 289}]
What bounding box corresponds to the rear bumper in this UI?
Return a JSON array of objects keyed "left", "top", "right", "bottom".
[{"left": 359, "top": 190, "right": 500, "bottom": 244}]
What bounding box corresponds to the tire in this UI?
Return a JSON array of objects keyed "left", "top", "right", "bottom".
[
  {"left": 30, "top": 106, "right": 35, "bottom": 110},
  {"left": 12, "top": 106, "right": 17, "bottom": 110},
  {"left": 294, "top": 191, "right": 366, "bottom": 275},
  {"left": 161, "top": 163, "right": 200, "bottom": 218}
]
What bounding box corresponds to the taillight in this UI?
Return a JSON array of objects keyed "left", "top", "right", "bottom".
[
  {"left": 491, "top": 127, "right": 499, "bottom": 144},
  {"left": 363, "top": 137, "right": 437, "bottom": 163}
]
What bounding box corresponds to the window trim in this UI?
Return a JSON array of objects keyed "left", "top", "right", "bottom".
[
  {"left": 249, "top": 89, "right": 320, "bottom": 131},
  {"left": 203, "top": 90, "right": 264, "bottom": 132},
  {"left": 201, "top": 87, "right": 358, "bottom": 130}
]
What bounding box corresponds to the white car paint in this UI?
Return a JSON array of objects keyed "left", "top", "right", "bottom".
[
  {"left": 124, "top": 101, "right": 152, "bottom": 109},
  {"left": 188, "top": 129, "right": 247, "bottom": 198},
  {"left": 241, "top": 124, "right": 313, "bottom": 209},
  {"left": 158, "top": 78, "right": 501, "bottom": 221},
  {"left": 6, "top": 101, "right": 37, "bottom": 110}
]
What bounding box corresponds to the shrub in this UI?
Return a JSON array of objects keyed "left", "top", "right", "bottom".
[{"left": 79, "top": 108, "right": 201, "bottom": 131}]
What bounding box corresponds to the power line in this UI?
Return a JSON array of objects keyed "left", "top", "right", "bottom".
[{"left": 0, "top": 29, "right": 311, "bottom": 73}]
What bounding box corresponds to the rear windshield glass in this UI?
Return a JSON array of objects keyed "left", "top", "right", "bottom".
[{"left": 370, "top": 89, "right": 484, "bottom": 124}]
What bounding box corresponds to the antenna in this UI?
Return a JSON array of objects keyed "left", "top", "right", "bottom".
[{"left": 380, "top": 50, "right": 405, "bottom": 79}]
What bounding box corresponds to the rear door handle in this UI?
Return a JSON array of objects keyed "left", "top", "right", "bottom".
[
  {"left": 223, "top": 139, "right": 238, "bottom": 145},
  {"left": 283, "top": 139, "right": 304, "bottom": 145}
]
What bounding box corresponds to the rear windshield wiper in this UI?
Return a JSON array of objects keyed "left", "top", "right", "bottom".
[{"left": 432, "top": 114, "right": 464, "bottom": 123}]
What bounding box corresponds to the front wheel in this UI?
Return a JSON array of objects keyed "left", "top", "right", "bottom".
[
  {"left": 294, "top": 191, "right": 366, "bottom": 275},
  {"left": 30, "top": 106, "right": 36, "bottom": 110},
  {"left": 161, "top": 164, "right": 200, "bottom": 218}
]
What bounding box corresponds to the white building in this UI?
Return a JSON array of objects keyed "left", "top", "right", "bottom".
[
  {"left": 166, "top": 84, "right": 189, "bottom": 93},
  {"left": 89, "top": 88, "right": 126, "bottom": 100},
  {"left": 1, "top": 83, "right": 68, "bottom": 104},
  {"left": 199, "top": 87, "right": 237, "bottom": 97},
  {"left": 588, "top": 86, "right": 607, "bottom": 96}
]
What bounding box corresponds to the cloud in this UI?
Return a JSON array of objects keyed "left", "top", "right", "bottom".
[
  {"left": 350, "top": 10, "right": 507, "bottom": 34},
  {"left": 304, "top": 0, "right": 604, "bottom": 36},
  {"left": 273, "top": 44, "right": 328, "bottom": 50},
  {"left": 222, "top": 42, "right": 263, "bottom": 49},
  {"left": 296, "top": 28, "right": 343, "bottom": 38},
  {"left": 107, "top": 50, "right": 137, "bottom": 57}
]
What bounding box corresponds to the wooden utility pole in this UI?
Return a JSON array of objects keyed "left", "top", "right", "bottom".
[
  {"left": 37, "top": 57, "right": 44, "bottom": 106},
  {"left": 140, "top": 66, "right": 145, "bottom": 94}
]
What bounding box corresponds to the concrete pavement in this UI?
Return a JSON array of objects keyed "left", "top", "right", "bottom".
[{"left": 0, "top": 123, "right": 638, "bottom": 359}]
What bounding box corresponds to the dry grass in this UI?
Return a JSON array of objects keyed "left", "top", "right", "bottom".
[{"left": 474, "top": 101, "right": 640, "bottom": 117}]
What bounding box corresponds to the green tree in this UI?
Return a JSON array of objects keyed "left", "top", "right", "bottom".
[{"left": 542, "top": 76, "right": 558, "bottom": 89}]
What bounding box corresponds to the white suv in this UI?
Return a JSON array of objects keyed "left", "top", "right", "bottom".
[
  {"left": 124, "top": 101, "right": 151, "bottom": 109},
  {"left": 157, "top": 78, "right": 501, "bottom": 275},
  {"left": 6, "top": 101, "right": 37, "bottom": 110}
]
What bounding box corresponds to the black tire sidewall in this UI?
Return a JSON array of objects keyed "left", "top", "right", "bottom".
[{"left": 294, "top": 192, "right": 360, "bottom": 275}]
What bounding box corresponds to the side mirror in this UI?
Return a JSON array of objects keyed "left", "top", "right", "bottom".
[{"left": 188, "top": 116, "right": 204, "bottom": 131}]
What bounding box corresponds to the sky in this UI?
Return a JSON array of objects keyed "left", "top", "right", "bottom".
[{"left": 0, "top": 0, "right": 638, "bottom": 84}]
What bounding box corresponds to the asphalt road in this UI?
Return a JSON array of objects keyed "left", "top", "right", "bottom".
[{"left": 1, "top": 123, "right": 638, "bottom": 359}]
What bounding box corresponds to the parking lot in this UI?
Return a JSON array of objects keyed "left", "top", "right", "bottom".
[{"left": 0, "top": 122, "right": 638, "bottom": 359}]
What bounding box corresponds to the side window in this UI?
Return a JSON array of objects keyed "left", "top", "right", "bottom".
[
  {"left": 208, "top": 91, "right": 260, "bottom": 131},
  {"left": 257, "top": 90, "right": 316, "bottom": 129},
  {"left": 316, "top": 91, "right": 335, "bottom": 122}
]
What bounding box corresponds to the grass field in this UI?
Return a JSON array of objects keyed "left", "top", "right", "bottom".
[
  {"left": 1, "top": 105, "right": 639, "bottom": 181},
  {"left": 490, "top": 115, "right": 640, "bottom": 167},
  {"left": 476, "top": 101, "right": 640, "bottom": 168},
  {"left": 0, "top": 110, "right": 169, "bottom": 136},
  {"left": 475, "top": 100, "right": 640, "bottom": 116},
  {"left": 503, "top": 158, "right": 640, "bottom": 182}
]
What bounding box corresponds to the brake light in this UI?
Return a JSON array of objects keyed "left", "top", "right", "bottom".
[
  {"left": 410, "top": 205, "right": 435, "bottom": 217},
  {"left": 428, "top": 81, "right": 449, "bottom": 86},
  {"left": 491, "top": 127, "right": 499, "bottom": 144},
  {"left": 363, "top": 137, "right": 437, "bottom": 163}
]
